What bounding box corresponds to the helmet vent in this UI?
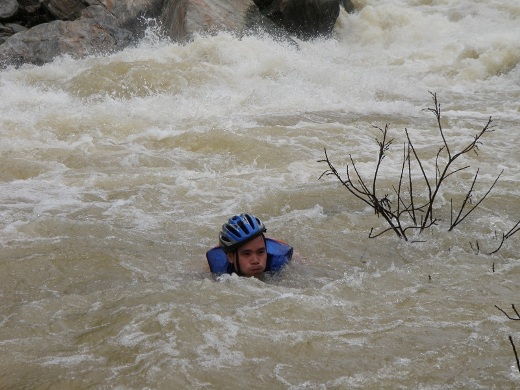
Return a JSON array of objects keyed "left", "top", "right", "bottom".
[
  {"left": 227, "top": 225, "right": 240, "bottom": 236},
  {"left": 237, "top": 220, "right": 249, "bottom": 234}
]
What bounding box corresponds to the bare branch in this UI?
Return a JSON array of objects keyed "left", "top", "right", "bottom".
[
  {"left": 469, "top": 240, "right": 480, "bottom": 255},
  {"left": 488, "top": 233, "right": 506, "bottom": 255},
  {"left": 504, "top": 220, "right": 520, "bottom": 240},
  {"left": 488, "top": 219, "right": 520, "bottom": 255},
  {"left": 495, "top": 304, "right": 520, "bottom": 320},
  {"left": 449, "top": 170, "right": 503, "bottom": 231},
  {"left": 427, "top": 91, "right": 451, "bottom": 159},
  {"left": 509, "top": 336, "right": 520, "bottom": 374}
]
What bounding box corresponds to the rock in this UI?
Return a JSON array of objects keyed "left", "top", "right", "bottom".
[
  {"left": 5, "top": 23, "right": 27, "bottom": 33},
  {"left": 0, "top": 23, "right": 27, "bottom": 44},
  {"left": 0, "top": 18, "right": 133, "bottom": 67},
  {"left": 88, "top": 0, "right": 163, "bottom": 33},
  {"left": 160, "top": 0, "right": 254, "bottom": 42},
  {"left": 253, "top": 0, "right": 344, "bottom": 39},
  {"left": 262, "top": 0, "right": 341, "bottom": 40},
  {"left": 41, "top": 0, "right": 86, "bottom": 20},
  {"left": 80, "top": 4, "right": 119, "bottom": 24},
  {"left": 252, "top": 0, "right": 273, "bottom": 11},
  {"left": 340, "top": 0, "right": 356, "bottom": 13},
  {"left": 0, "top": 25, "right": 10, "bottom": 45},
  {"left": 13, "top": 1, "right": 55, "bottom": 28},
  {"left": 159, "top": 0, "right": 297, "bottom": 46},
  {"left": 0, "top": 0, "right": 19, "bottom": 20},
  {"left": 0, "top": 22, "right": 26, "bottom": 35},
  {"left": 0, "top": 0, "right": 163, "bottom": 67}
]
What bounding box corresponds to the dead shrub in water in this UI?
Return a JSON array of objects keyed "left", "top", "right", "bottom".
[{"left": 319, "top": 92, "right": 519, "bottom": 252}]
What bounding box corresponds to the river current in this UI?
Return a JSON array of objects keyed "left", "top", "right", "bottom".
[{"left": 1, "top": 0, "right": 519, "bottom": 388}]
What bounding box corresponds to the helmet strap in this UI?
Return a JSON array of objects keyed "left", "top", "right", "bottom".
[{"left": 234, "top": 251, "right": 243, "bottom": 276}]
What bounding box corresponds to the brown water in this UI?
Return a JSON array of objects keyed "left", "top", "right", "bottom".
[{"left": 1, "top": 1, "right": 520, "bottom": 388}]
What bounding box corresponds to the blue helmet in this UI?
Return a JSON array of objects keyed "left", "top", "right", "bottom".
[{"left": 219, "top": 213, "right": 267, "bottom": 253}]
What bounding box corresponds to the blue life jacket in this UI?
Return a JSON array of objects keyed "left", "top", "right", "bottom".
[{"left": 206, "top": 238, "right": 293, "bottom": 274}]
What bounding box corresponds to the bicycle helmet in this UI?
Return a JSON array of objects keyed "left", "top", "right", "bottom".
[{"left": 219, "top": 213, "right": 267, "bottom": 253}]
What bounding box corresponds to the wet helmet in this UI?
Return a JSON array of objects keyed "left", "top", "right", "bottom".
[{"left": 219, "top": 213, "right": 267, "bottom": 253}]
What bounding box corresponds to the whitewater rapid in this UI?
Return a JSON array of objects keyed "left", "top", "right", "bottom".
[{"left": 1, "top": 0, "right": 519, "bottom": 388}]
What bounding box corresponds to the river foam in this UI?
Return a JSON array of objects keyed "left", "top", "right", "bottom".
[{"left": 1, "top": 0, "right": 519, "bottom": 387}]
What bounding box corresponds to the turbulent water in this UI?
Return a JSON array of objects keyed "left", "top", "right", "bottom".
[{"left": 1, "top": 0, "right": 520, "bottom": 388}]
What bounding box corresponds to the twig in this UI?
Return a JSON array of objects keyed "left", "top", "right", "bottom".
[
  {"left": 449, "top": 170, "right": 503, "bottom": 231},
  {"left": 488, "top": 219, "right": 520, "bottom": 255},
  {"left": 495, "top": 304, "right": 520, "bottom": 320},
  {"left": 509, "top": 336, "right": 520, "bottom": 374},
  {"left": 427, "top": 91, "right": 451, "bottom": 159},
  {"left": 505, "top": 220, "right": 520, "bottom": 239},
  {"left": 469, "top": 240, "right": 480, "bottom": 255}
]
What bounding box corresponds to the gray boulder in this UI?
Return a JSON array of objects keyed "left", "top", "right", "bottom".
[
  {"left": 41, "top": 0, "right": 86, "bottom": 20},
  {"left": 0, "top": 17, "right": 133, "bottom": 66},
  {"left": 0, "top": 23, "right": 27, "bottom": 44},
  {"left": 0, "top": 0, "right": 163, "bottom": 67},
  {"left": 0, "top": 0, "right": 19, "bottom": 19},
  {"left": 85, "top": 0, "right": 163, "bottom": 32},
  {"left": 2, "top": 0, "right": 55, "bottom": 28},
  {"left": 160, "top": 0, "right": 256, "bottom": 42},
  {"left": 159, "top": 0, "right": 296, "bottom": 45}
]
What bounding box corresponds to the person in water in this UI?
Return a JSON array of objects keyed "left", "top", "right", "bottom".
[{"left": 206, "top": 213, "right": 293, "bottom": 277}]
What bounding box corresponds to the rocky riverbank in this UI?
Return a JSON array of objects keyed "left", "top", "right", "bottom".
[{"left": 0, "top": 0, "right": 355, "bottom": 68}]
